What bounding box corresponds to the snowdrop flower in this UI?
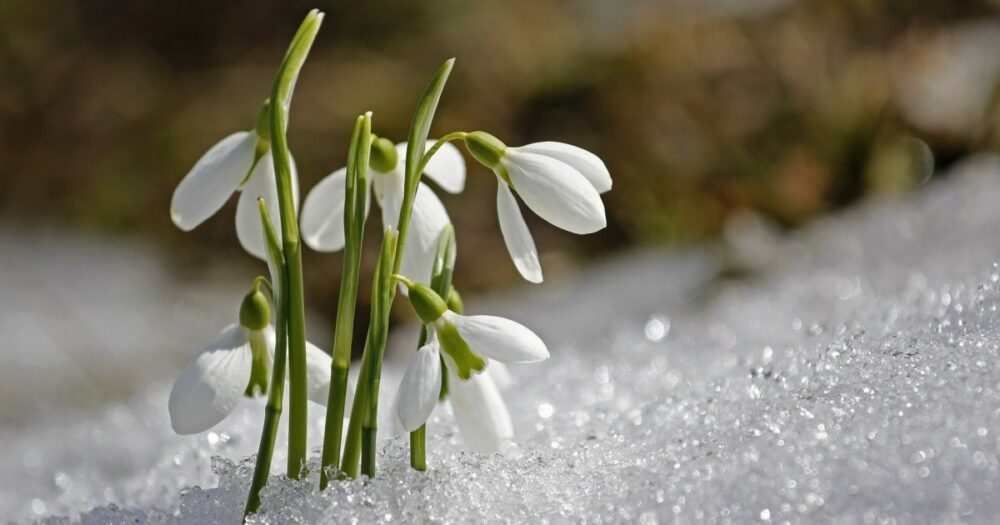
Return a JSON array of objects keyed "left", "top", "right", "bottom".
[
  {"left": 393, "top": 278, "right": 548, "bottom": 451},
  {"left": 170, "top": 101, "right": 299, "bottom": 260},
  {"left": 168, "top": 287, "right": 331, "bottom": 434},
  {"left": 300, "top": 137, "right": 465, "bottom": 285},
  {"left": 463, "top": 132, "right": 611, "bottom": 283}
]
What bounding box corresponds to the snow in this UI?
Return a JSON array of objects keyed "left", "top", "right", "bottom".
[{"left": 8, "top": 155, "right": 1000, "bottom": 523}]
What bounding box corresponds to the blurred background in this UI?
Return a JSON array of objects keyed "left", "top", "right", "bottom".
[{"left": 2, "top": 0, "right": 1000, "bottom": 414}]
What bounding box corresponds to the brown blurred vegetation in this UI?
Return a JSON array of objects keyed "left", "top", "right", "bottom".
[{"left": 2, "top": 0, "right": 1000, "bottom": 311}]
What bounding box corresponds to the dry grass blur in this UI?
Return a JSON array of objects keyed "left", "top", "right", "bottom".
[{"left": 2, "top": 0, "right": 999, "bottom": 311}]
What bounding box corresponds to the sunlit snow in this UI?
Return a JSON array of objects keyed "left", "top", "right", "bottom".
[{"left": 7, "top": 155, "right": 1000, "bottom": 523}]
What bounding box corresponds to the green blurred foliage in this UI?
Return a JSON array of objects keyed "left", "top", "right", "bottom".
[{"left": 1, "top": 0, "right": 999, "bottom": 307}]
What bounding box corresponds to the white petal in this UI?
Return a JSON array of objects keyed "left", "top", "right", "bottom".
[
  {"left": 300, "top": 168, "right": 347, "bottom": 252},
  {"left": 449, "top": 371, "right": 512, "bottom": 453},
  {"left": 374, "top": 168, "right": 405, "bottom": 234},
  {"left": 171, "top": 132, "right": 256, "bottom": 231},
  {"left": 394, "top": 141, "right": 467, "bottom": 194},
  {"left": 395, "top": 341, "right": 442, "bottom": 432},
  {"left": 486, "top": 360, "right": 512, "bottom": 390},
  {"left": 400, "top": 183, "right": 452, "bottom": 286},
  {"left": 305, "top": 340, "right": 332, "bottom": 405},
  {"left": 496, "top": 181, "right": 542, "bottom": 283},
  {"left": 236, "top": 154, "right": 301, "bottom": 260},
  {"left": 502, "top": 150, "right": 606, "bottom": 234},
  {"left": 516, "top": 142, "right": 612, "bottom": 193},
  {"left": 424, "top": 141, "right": 466, "bottom": 193},
  {"left": 168, "top": 324, "right": 253, "bottom": 434},
  {"left": 235, "top": 164, "right": 274, "bottom": 261},
  {"left": 445, "top": 311, "right": 549, "bottom": 363}
]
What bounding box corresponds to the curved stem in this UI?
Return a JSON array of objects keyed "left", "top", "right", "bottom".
[
  {"left": 268, "top": 9, "right": 324, "bottom": 480},
  {"left": 415, "top": 132, "right": 467, "bottom": 178}
]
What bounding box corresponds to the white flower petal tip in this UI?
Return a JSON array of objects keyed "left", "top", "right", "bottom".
[
  {"left": 496, "top": 182, "right": 543, "bottom": 283},
  {"left": 449, "top": 371, "right": 513, "bottom": 453},
  {"left": 446, "top": 312, "right": 549, "bottom": 364},
  {"left": 168, "top": 325, "right": 253, "bottom": 435},
  {"left": 517, "top": 141, "right": 612, "bottom": 193},
  {"left": 502, "top": 150, "right": 607, "bottom": 235},
  {"left": 171, "top": 132, "right": 256, "bottom": 231},
  {"left": 300, "top": 167, "right": 349, "bottom": 252},
  {"left": 396, "top": 342, "right": 442, "bottom": 432}
]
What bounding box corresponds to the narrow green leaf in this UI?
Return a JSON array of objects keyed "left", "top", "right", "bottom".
[{"left": 404, "top": 59, "right": 455, "bottom": 191}]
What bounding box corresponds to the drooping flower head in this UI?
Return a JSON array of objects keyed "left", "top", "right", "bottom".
[
  {"left": 168, "top": 285, "right": 331, "bottom": 434},
  {"left": 463, "top": 132, "right": 611, "bottom": 283},
  {"left": 393, "top": 277, "right": 548, "bottom": 452},
  {"left": 170, "top": 100, "right": 299, "bottom": 260},
  {"left": 299, "top": 138, "right": 465, "bottom": 286}
]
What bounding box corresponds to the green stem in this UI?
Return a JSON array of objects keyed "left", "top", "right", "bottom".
[
  {"left": 339, "top": 333, "right": 371, "bottom": 479},
  {"left": 415, "top": 132, "right": 467, "bottom": 180},
  {"left": 245, "top": 200, "right": 288, "bottom": 518},
  {"left": 320, "top": 113, "right": 372, "bottom": 489},
  {"left": 244, "top": 305, "right": 287, "bottom": 516},
  {"left": 268, "top": 9, "right": 324, "bottom": 479},
  {"left": 346, "top": 59, "right": 455, "bottom": 477},
  {"left": 361, "top": 230, "right": 396, "bottom": 478}
]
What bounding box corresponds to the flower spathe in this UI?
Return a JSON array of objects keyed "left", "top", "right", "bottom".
[
  {"left": 168, "top": 323, "right": 331, "bottom": 435},
  {"left": 169, "top": 129, "right": 300, "bottom": 260},
  {"left": 299, "top": 140, "right": 465, "bottom": 285},
  {"left": 466, "top": 133, "right": 611, "bottom": 283}
]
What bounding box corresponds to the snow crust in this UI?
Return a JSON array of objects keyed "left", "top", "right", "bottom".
[{"left": 10, "top": 155, "right": 1000, "bottom": 523}]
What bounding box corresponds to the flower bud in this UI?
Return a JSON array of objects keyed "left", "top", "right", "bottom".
[
  {"left": 239, "top": 289, "right": 271, "bottom": 331},
  {"left": 370, "top": 137, "right": 398, "bottom": 173},
  {"left": 464, "top": 131, "right": 506, "bottom": 170},
  {"left": 407, "top": 282, "right": 449, "bottom": 324}
]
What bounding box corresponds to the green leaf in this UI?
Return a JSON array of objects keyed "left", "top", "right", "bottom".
[{"left": 404, "top": 58, "right": 455, "bottom": 196}]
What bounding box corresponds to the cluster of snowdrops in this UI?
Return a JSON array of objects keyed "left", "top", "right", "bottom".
[{"left": 165, "top": 10, "right": 611, "bottom": 517}]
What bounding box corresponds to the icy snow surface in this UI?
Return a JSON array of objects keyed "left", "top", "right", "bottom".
[{"left": 10, "top": 155, "right": 1000, "bottom": 523}]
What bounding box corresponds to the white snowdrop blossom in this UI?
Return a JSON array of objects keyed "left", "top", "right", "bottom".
[
  {"left": 465, "top": 132, "right": 611, "bottom": 283},
  {"left": 168, "top": 322, "right": 331, "bottom": 435},
  {"left": 393, "top": 281, "right": 548, "bottom": 451},
  {"left": 170, "top": 122, "right": 300, "bottom": 260},
  {"left": 299, "top": 139, "right": 465, "bottom": 285}
]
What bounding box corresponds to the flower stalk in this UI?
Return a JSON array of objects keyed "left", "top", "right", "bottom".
[
  {"left": 268, "top": 8, "right": 324, "bottom": 479},
  {"left": 320, "top": 112, "right": 372, "bottom": 488},
  {"left": 244, "top": 200, "right": 287, "bottom": 518}
]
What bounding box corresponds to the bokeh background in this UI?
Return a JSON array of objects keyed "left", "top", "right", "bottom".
[{"left": 2, "top": 0, "right": 1000, "bottom": 344}]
